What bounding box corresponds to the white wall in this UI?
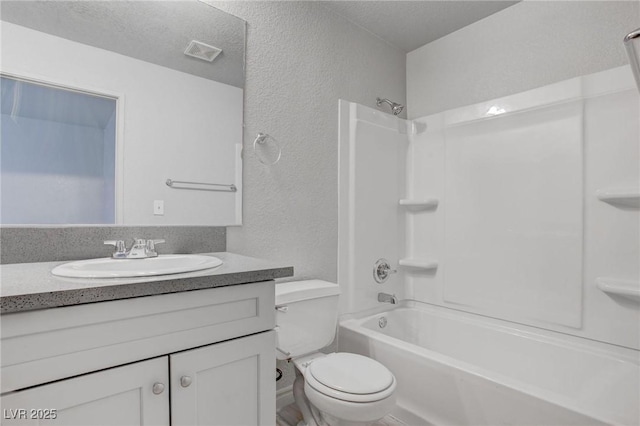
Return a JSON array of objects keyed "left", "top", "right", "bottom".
[
  {"left": 407, "top": 66, "right": 639, "bottom": 349},
  {"left": 404, "top": 0, "right": 640, "bottom": 350},
  {"left": 1, "top": 22, "right": 242, "bottom": 225},
  {"left": 337, "top": 101, "right": 409, "bottom": 315},
  {"left": 407, "top": 1, "right": 640, "bottom": 118},
  {"left": 211, "top": 2, "right": 407, "bottom": 283}
]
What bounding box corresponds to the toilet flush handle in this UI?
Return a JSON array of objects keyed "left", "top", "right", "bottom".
[{"left": 275, "top": 305, "right": 288, "bottom": 313}]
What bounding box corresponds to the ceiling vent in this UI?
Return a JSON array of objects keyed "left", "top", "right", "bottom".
[{"left": 184, "top": 40, "right": 222, "bottom": 62}]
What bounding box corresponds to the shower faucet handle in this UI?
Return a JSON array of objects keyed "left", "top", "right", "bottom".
[{"left": 373, "top": 258, "right": 397, "bottom": 283}]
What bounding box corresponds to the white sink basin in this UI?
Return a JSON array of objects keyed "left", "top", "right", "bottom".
[{"left": 52, "top": 254, "right": 223, "bottom": 278}]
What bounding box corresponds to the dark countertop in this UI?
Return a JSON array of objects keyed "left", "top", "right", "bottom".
[{"left": 0, "top": 252, "right": 293, "bottom": 313}]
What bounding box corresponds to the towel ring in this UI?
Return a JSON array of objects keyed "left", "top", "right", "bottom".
[{"left": 253, "top": 133, "right": 281, "bottom": 166}]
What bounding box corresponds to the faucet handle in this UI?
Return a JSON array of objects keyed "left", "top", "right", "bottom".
[
  {"left": 373, "top": 258, "right": 397, "bottom": 283},
  {"left": 146, "top": 239, "right": 165, "bottom": 249},
  {"left": 104, "top": 240, "right": 125, "bottom": 249},
  {"left": 145, "top": 239, "right": 165, "bottom": 256},
  {"left": 104, "top": 240, "right": 127, "bottom": 258}
]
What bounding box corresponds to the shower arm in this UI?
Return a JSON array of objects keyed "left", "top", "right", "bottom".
[
  {"left": 624, "top": 28, "right": 640, "bottom": 90},
  {"left": 376, "top": 97, "right": 404, "bottom": 116}
]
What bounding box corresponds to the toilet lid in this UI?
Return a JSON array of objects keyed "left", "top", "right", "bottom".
[{"left": 308, "top": 353, "right": 394, "bottom": 395}]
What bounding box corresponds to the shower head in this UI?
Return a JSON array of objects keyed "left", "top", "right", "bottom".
[
  {"left": 391, "top": 103, "right": 404, "bottom": 115},
  {"left": 376, "top": 97, "right": 404, "bottom": 116}
]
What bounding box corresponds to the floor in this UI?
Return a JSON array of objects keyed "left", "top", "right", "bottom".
[{"left": 276, "top": 402, "right": 407, "bottom": 426}]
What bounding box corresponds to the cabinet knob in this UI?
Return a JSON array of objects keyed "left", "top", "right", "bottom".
[
  {"left": 180, "top": 376, "right": 192, "bottom": 388},
  {"left": 152, "top": 382, "right": 165, "bottom": 395}
]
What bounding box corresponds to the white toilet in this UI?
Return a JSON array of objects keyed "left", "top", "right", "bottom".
[{"left": 276, "top": 280, "right": 396, "bottom": 426}]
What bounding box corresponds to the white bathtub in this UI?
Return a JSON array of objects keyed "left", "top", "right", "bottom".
[{"left": 338, "top": 303, "right": 639, "bottom": 425}]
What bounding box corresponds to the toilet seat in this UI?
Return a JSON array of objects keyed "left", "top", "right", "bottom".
[{"left": 304, "top": 353, "right": 396, "bottom": 403}]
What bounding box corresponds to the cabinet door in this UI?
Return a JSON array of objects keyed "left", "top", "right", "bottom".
[
  {"left": 1, "top": 357, "right": 169, "bottom": 426},
  {"left": 170, "top": 331, "right": 275, "bottom": 426}
]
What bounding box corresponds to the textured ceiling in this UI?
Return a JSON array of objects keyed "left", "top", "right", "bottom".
[
  {"left": 320, "top": 1, "right": 519, "bottom": 52},
  {"left": 0, "top": 1, "right": 246, "bottom": 88}
]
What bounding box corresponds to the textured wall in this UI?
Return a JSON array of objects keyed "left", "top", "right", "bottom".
[
  {"left": 407, "top": 1, "right": 640, "bottom": 118},
  {"left": 209, "top": 1, "right": 406, "bottom": 393},
  {"left": 212, "top": 2, "right": 406, "bottom": 283}
]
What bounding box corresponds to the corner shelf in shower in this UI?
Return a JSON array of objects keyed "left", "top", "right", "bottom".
[
  {"left": 398, "top": 258, "right": 439, "bottom": 270},
  {"left": 596, "top": 189, "right": 640, "bottom": 208},
  {"left": 399, "top": 198, "right": 439, "bottom": 209},
  {"left": 596, "top": 278, "right": 640, "bottom": 302}
]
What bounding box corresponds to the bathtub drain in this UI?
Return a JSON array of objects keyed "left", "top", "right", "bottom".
[{"left": 378, "top": 316, "right": 387, "bottom": 328}]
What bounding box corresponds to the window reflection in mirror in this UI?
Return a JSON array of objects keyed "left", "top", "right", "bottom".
[{"left": 1, "top": 76, "right": 117, "bottom": 224}]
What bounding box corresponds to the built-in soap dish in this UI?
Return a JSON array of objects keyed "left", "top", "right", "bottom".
[
  {"left": 596, "top": 189, "right": 640, "bottom": 208},
  {"left": 398, "top": 258, "right": 438, "bottom": 270},
  {"left": 596, "top": 278, "right": 640, "bottom": 302},
  {"left": 399, "top": 198, "right": 439, "bottom": 209}
]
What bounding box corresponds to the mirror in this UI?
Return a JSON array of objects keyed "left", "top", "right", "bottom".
[{"left": 0, "top": 0, "right": 245, "bottom": 226}]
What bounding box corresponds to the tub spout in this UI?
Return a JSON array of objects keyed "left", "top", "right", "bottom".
[{"left": 378, "top": 292, "right": 397, "bottom": 304}]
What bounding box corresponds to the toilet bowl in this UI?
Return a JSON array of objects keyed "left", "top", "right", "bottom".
[
  {"left": 275, "top": 280, "right": 397, "bottom": 426},
  {"left": 295, "top": 352, "right": 396, "bottom": 426}
]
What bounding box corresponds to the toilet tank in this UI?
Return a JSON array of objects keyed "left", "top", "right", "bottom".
[{"left": 275, "top": 280, "right": 341, "bottom": 360}]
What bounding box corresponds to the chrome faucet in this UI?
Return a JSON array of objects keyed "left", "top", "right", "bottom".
[
  {"left": 378, "top": 293, "right": 398, "bottom": 304},
  {"left": 104, "top": 239, "right": 165, "bottom": 259},
  {"left": 373, "top": 258, "right": 397, "bottom": 283}
]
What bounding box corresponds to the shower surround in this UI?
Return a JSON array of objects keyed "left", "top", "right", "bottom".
[{"left": 337, "top": 65, "right": 639, "bottom": 424}]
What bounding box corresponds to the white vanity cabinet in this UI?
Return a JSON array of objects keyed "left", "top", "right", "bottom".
[
  {"left": 1, "top": 357, "right": 170, "bottom": 426},
  {"left": 170, "top": 331, "right": 275, "bottom": 425},
  {"left": 1, "top": 281, "right": 276, "bottom": 425}
]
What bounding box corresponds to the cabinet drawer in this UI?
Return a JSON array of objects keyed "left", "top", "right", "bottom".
[{"left": 1, "top": 282, "right": 275, "bottom": 393}]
